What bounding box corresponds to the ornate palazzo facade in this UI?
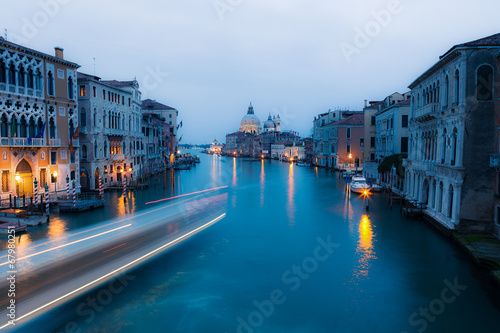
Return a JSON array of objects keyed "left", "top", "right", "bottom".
[
  {"left": 405, "top": 34, "right": 499, "bottom": 232},
  {"left": 0, "top": 38, "right": 79, "bottom": 198}
]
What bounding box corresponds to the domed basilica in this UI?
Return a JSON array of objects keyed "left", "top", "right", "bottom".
[{"left": 239, "top": 103, "right": 280, "bottom": 134}]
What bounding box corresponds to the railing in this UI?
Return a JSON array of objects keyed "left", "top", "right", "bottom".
[
  {"left": 111, "top": 154, "right": 125, "bottom": 161},
  {"left": 415, "top": 103, "right": 439, "bottom": 119},
  {"left": 49, "top": 138, "right": 61, "bottom": 147},
  {"left": 0, "top": 84, "right": 42, "bottom": 97},
  {"left": 490, "top": 154, "right": 500, "bottom": 168},
  {"left": 0, "top": 137, "right": 45, "bottom": 146}
]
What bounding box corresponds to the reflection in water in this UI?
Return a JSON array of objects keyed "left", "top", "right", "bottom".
[
  {"left": 287, "top": 163, "right": 296, "bottom": 226},
  {"left": 354, "top": 215, "right": 377, "bottom": 278},
  {"left": 232, "top": 158, "right": 237, "bottom": 187},
  {"left": 117, "top": 192, "right": 137, "bottom": 217},
  {"left": 260, "top": 160, "right": 265, "bottom": 208},
  {"left": 47, "top": 216, "right": 68, "bottom": 239},
  {"left": 15, "top": 233, "right": 33, "bottom": 254}
]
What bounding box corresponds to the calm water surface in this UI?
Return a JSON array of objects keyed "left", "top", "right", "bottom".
[{"left": 11, "top": 150, "right": 500, "bottom": 333}]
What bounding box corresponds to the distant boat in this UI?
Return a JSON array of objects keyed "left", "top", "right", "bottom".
[
  {"left": 370, "top": 184, "right": 383, "bottom": 192},
  {"left": 350, "top": 176, "right": 370, "bottom": 194},
  {"left": 297, "top": 162, "right": 310, "bottom": 167}
]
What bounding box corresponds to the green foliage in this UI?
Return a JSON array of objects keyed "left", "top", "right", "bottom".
[{"left": 377, "top": 154, "right": 407, "bottom": 177}]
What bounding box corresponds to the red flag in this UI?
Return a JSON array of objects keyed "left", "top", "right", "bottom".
[{"left": 72, "top": 125, "right": 80, "bottom": 140}]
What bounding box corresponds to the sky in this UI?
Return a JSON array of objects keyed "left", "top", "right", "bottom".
[{"left": 2, "top": 0, "right": 500, "bottom": 144}]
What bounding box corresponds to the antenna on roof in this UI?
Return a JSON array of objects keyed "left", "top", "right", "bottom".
[
  {"left": 4, "top": 29, "right": 7, "bottom": 40},
  {"left": 93, "top": 57, "right": 96, "bottom": 76}
]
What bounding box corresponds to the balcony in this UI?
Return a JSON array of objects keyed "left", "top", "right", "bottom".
[
  {"left": 414, "top": 103, "right": 439, "bottom": 122},
  {"left": 111, "top": 154, "right": 125, "bottom": 161},
  {"left": 0, "top": 83, "right": 42, "bottom": 98},
  {"left": 49, "top": 138, "right": 61, "bottom": 147},
  {"left": 490, "top": 154, "right": 500, "bottom": 168},
  {"left": 0, "top": 137, "right": 45, "bottom": 146}
]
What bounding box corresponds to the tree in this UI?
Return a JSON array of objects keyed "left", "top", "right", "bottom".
[{"left": 377, "top": 154, "right": 407, "bottom": 177}]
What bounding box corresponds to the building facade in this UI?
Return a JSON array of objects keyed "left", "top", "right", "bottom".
[
  {"left": 77, "top": 73, "right": 143, "bottom": 190},
  {"left": 375, "top": 98, "right": 411, "bottom": 163},
  {"left": 0, "top": 38, "right": 80, "bottom": 199},
  {"left": 404, "top": 33, "right": 500, "bottom": 232},
  {"left": 141, "top": 99, "right": 178, "bottom": 153}
]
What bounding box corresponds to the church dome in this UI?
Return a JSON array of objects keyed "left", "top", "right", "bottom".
[
  {"left": 263, "top": 114, "right": 276, "bottom": 131},
  {"left": 239, "top": 103, "right": 261, "bottom": 134}
]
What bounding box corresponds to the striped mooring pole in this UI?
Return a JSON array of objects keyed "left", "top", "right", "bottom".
[
  {"left": 99, "top": 176, "right": 103, "bottom": 200},
  {"left": 72, "top": 181, "right": 76, "bottom": 207},
  {"left": 66, "top": 176, "right": 70, "bottom": 200},
  {"left": 123, "top": 176, "right": 127, "bottom": 203},
  {"left": 45, "top": 184, "right": 49, "bottom": 217},
  {"left": 34, "top": 178, "right": 38, "bottom": 206}
]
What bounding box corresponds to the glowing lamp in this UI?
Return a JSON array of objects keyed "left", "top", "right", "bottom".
[
  {"left": 15, "top": 174, "right": 20, "bottom": 182},
  {"left": 53, "top": 171, "right": 58, "bottom": 178}
]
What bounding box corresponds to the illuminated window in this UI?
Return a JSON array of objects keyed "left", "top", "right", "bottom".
[{"left": 80, "top": 85, "right": 86, "bottom": 97}]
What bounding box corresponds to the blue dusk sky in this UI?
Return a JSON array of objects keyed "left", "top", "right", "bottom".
[{"left": 2, "top": 0, "right": 499, "bottom": 143}]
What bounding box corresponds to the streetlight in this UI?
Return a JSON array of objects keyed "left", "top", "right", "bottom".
[
  {"left": 348, "top": 153, "right": 352, "bottom": 169},
  {"left": 53, "top": 171, "right": 58, "bottom": 197}
]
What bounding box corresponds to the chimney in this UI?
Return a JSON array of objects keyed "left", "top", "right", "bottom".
[
  {"left": 364, "top": 100, "right": 368, "bottom": 108},
  {"left": 54, "top": 46, "right": 64, "bottom": 59}
]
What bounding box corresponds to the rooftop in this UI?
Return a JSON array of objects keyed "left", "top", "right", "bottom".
[{"left": 142, "top": 99, "right": 177, "bottom": 111}]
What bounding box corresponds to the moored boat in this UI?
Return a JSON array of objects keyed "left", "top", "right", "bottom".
[
  {"left": 0, "top": 221, "right": 28, "bottom": 234},
  {"left": 350, "top": 176, "right": 370, "bottom": 194}
]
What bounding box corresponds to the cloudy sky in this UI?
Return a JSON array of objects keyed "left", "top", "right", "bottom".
[{"left": 3, "top": 0, "right": 499, "bottom": 143}]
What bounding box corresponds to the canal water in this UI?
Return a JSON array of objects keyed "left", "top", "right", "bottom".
[{"left": 10, "top": 151, "right": 500, "bottom": 333}]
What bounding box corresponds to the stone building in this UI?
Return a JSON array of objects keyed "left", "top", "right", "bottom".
[
  {"left": 141, "top": 99, "right": 178, "bottom": 153},
  {"left": 375, "top": 95, "right": 411, "bottom": 163},
  {"left": 404, "top": 33, "right": 500, "bottom": 232},
  {"left": 77, "top": 73, "right": 143, "bottom": 190},
  {"left": 0, "top": 38, "right": 80, "bottom": 199}
]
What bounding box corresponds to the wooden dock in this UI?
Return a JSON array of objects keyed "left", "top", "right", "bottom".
[{"left": 59, "top": 199, "right": 105, "bottom": 213}]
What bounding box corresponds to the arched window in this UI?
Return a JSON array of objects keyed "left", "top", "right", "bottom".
[
  {"left": 103, "top": 111, "right": 106, "bottom": 128},
  {"left": 454, "top": 70, "right": 460, "bottom": 105},
  {"left": 104, "top": 141, "right": 108, "bottom": 158},
  {"left": 35, "top": 70, "right": 42, "bottom": 90},
  {"left": 477, "top": 65, "right": 493, "bottom": 101},
  {"left": 0, "top": 60, "right": 5, "bottom": 83},
  {"left": 80, "top": 107, "right": 86, "bottom": 127},
  {"left": 94, "top": 142, "right": 98, "bottom": 159},
  {"left": 47, "top": 71, "right": 54, "bottom": 95},
  {"left": 19, "top": 116, "right": 27, "bottom": 138},
  {"left": 18, "top": 65, "right": 25, "bottom": 87},
  {"left": 436, "top": 80, "right": 440, "bottom": 103},
  {"left": 417, "top": 93, "right": 420, "bottom": 108},
  {"left": 28, "top": 117, "right": 36, "bottom": 138},
  {"left": 49, "top": 118, "right": 56, "bottom": 139},
  {"left": 444, "top": 75, "right": 449, "bottom": 107},
  {"left": 82, "top": 144, "right": 88, "bottom": 160},
  {"left": 451, "top": 128, "right": 458, "bottom": 165},
  {"left": 8, "top": 63, "right": 16, "bottom": 85},
  {"left": 70, "top": 170, "right": 76, "bottom": 181},
  {"left": 68, "top": 76, "right": 74, "bottom": 99},
  {"left": 346, "top": 128, "right": 351, "bottom": 139},
  {"left": 1, "top": 114, "right": 7, "bottom": 137},
  {"left": 27, "top": 68, "right": 34, "bottom": 89},
  {"left": 441, "top": 128, "right": 447, "bottom": 163},
  {"left": 93, "top": 108, "right": 97, "bottom": 127}
]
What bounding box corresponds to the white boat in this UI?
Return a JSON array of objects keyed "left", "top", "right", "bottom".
[
  {"left": 350, "top": 176, "right": 370, "bottom": 194},
  {"left": 370, "top": 184, "right": 383, "bottom": 192},
  {"left": 297, "top": 162, "right": 310, "bottom": 167}
]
